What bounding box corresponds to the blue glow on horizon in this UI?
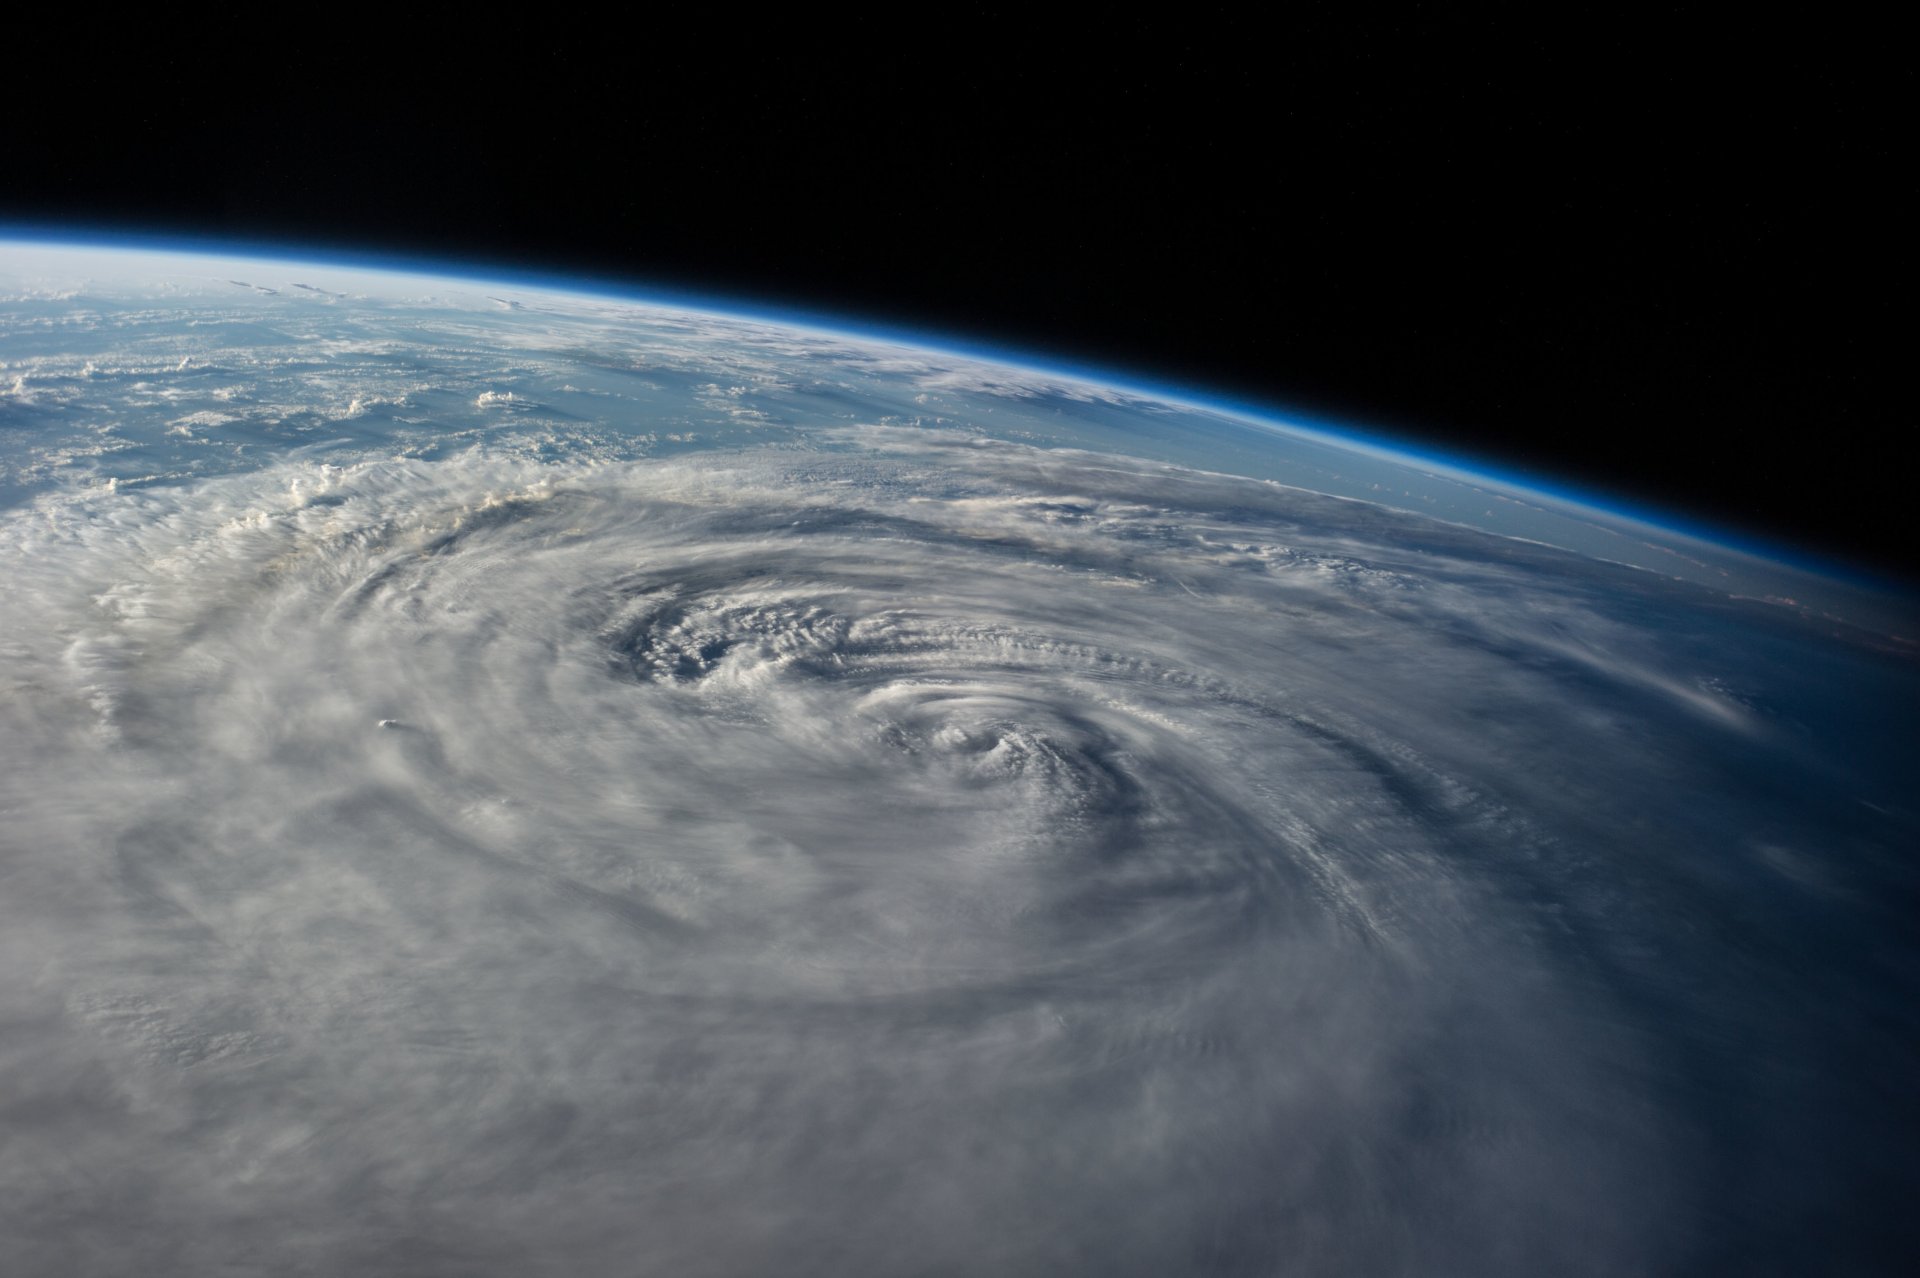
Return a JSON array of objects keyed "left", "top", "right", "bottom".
[{"left": 0, "top": 223, "right": 1895, "bottom": 591}]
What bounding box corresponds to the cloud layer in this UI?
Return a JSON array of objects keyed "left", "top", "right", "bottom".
[
  {"left": 2, "top": 424, "right": 1915, "bottom": 1276},
  {"left": 1, "top": 246, "right": 1915, "bottom": 1274}
]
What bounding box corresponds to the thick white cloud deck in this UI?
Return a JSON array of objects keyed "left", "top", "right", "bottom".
[{"left": 2, "top": 244, "right": 1916, "bottom": 1276}]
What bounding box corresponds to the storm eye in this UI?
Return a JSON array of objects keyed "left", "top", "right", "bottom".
[{"left": 608, "top": 617, "right": 735, "bottom": 684}]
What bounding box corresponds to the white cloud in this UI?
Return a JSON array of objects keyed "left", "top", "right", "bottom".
[
  {"left": 1, "top": 434, "right": 1848, "bottom": 1274},
  {"left": 0, "top": 245, "right": 1907, "bottom": 1274}
]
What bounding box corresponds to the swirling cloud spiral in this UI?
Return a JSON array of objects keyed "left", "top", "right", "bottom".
[{"left": 1, "top": 247, "right": 1914, "bottom": 1277}]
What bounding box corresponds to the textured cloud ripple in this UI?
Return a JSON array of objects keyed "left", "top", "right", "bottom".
[{"left": 2, "top": 247, "right": 1917, "bottom": 1276}]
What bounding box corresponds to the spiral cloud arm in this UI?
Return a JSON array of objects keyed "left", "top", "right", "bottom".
[{"left": 1, "top": 244, "right": 1914, "bottom": 1276}]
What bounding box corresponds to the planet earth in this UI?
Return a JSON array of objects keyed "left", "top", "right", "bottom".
[{"left": 1, "top": 241, "right": 1915, "bottom": 1277}]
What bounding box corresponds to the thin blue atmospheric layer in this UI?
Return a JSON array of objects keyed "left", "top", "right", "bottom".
[
  {"left": 0, "top": 225, "right": 1821, "bottom": 554},
  {"left": 0, "top": 227, "right": 1906, "bottom": 633}
]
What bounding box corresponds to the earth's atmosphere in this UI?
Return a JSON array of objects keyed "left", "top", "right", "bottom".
[{"left": 2, "top": 243, "right": 1915, "bottom": 1277}]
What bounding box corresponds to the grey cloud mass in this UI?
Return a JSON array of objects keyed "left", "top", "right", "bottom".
[{"left": 1, "top": 245, "right": 1916, "bottom": 1277}]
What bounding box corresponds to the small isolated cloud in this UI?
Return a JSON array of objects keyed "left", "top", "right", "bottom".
[{"left": 164, "top": 411, "right": 239, "bottom": 438}]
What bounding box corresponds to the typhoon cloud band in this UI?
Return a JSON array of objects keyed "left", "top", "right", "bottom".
[{"left": 3, "top": 246, "right": 1916, "bottom": 1277}]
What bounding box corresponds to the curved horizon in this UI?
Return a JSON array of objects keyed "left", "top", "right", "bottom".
[{"left": 0, "top": 225, "right": 1902, "bottom": 595}]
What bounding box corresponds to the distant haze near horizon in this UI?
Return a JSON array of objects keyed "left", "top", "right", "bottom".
[
  {"left": 0, "top": 15, "right": 1900, "bottom": 577},
  {"left": 3, "top": 240, "right": 1906, "bottom": 636}
]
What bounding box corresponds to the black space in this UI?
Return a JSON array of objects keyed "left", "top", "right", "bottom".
[{"left": 6, "top": 13, "right": 1906, "bottom": 580}]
